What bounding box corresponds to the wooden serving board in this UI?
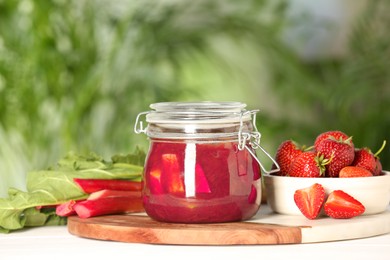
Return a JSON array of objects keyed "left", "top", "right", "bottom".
[{"left": 67, "top": 205, "right": 390, "bottom": 245}]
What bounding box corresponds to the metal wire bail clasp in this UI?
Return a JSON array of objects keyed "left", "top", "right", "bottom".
[
  {"left": 238, "top": 110, "right": 280, "bottom": 175},
  {"left": 134, "top": 111, "right": 150, "bottom": 134}
]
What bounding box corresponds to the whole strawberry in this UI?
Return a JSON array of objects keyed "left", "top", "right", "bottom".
[
  {"left": 352, "top": 140, "right": 386, "bottom": 176},
  {"left": 288, "top": 151, "right": 329, "bottom": 178},
  {"left": 339, "top": 166, "right": 373, "bottom": 177},
  {"left": 352, "top": 148, "right": 376, "bottom": 173},
  {"left": 273, "top": 140, "right": 308, "bottom": 176},
  {"left": 374, "top": 158, "right": 383, "bottom": 176},
  {"left": 315, "top": 137, "right": 355, "bottom": 177},
  {"left": 314, "top": 130, "right": 350, "bottom": 148}
]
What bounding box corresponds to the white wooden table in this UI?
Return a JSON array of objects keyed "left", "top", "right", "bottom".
[{"left": 1, "top": 206, "right": 390, "bottom": 260}]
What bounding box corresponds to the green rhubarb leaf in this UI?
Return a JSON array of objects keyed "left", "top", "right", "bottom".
[
  {"left": 44, "top": 213, "right": 67, "bottom": 226},
  {"left": 0, "top": 227, "right": 9, "bottom": 234},
  {"left": 24, "top": 207, "right": 67, "bottom": 227},
  {"left": 0, "top": 151, "right": 144, "bottom": 233},
  {"left": 111, "top": 147, "right": 146, "bottom": 167},
  {"left": 0, "top": 197, "right": 26, "bottom": 232},
  {"left": 0, "top": 189, "right": 77, "bottom": 232},
  {"left": 0, "top": 189, "right": 52, "bottom": 231},
  {"left": 24, "top": 207, "right": 52, "bottom": 227},
  {"left": 53, "top": 151, "right": 107, "bottom": 171},
  {"left": 26, "top": 171, "right": 89, "bottom": 199}
]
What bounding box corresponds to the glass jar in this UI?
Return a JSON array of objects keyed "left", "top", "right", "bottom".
[{"left": 134, "top": 102, "right": 279, "bottom": 223}]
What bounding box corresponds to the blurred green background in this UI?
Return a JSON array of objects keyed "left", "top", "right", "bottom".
[{"left": 1, "top": 0, "right": 389, "bottom": 196}]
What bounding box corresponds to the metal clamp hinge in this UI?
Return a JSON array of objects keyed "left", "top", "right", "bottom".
[
  {"left": 238, "top": 110, "right": 280, "bottom": 175},
  {"left": 134, "top": 111, "right": 149, "bottom": 134}
]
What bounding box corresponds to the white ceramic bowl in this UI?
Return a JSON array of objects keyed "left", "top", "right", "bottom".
[{"left": 264, "top": 171, "right": 390, "bottom": 216}]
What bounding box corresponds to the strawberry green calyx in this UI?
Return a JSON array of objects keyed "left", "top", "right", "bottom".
[
  {"left": 344, "top": 136, "right": 354, "bottom": 146},
  {"left": 303, "top": 145, "right": 314, "bottom": 152},
  {"left": 329, "top": 135, "right": 353, "bottom": 146},
  {"left": 315, "top": 152, "right": 332, "bottom": 177},
  {"left": 374, "top": 140, "right": 386, "bottom": 158},
  {"left": 290, "top": 141, "right": 315, "bottom": 153}
]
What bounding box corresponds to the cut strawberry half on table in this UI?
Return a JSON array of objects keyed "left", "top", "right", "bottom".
[
  {"left": 324, "top": 190, "right": 365, "bottom": 219},
  {"left": 294, "top": 183, "right": 325, "bottom": 220}
]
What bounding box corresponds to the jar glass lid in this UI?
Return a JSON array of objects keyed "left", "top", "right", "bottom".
[
  {"left": 134, "top": 102, "right": 281, "bottom": 175},
  {"left": 146, "top": 101, "right": 250, "bottom": 124},
  {"left": 150, "top": 101, "right": 246, "bottom": 112}
]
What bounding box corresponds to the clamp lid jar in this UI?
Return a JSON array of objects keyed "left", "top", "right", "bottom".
[{"left": 135, "top": 101, "right": 278, "bottom": 223}]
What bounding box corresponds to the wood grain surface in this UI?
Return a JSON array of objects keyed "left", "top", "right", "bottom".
[{"left": 68, "top": 214, "right": 303, "bottom": 245}]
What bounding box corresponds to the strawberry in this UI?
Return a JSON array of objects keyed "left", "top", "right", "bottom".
[
  {"left": 314, "top": 130, "right": 350, "bottom": 148},
  {"left": 351, "top": 148, "right": 376, "bottom": 173},
  {"left": 294, "top": 183, "right": 325, "bottom": 219},
  {"left": 288, "top": 151, "right": 329, "bottom": 178},
  {"left": 352, "top": 140, "right": 386, "bottom": 176},
  {"left": 324, "top": 190, "right": 365, "bottom": 219},
  {"left": 273, "top": 140, "right": 308, "bottom": 176},
  {"left": 315, "top": 137, "right": 355, "bottom": 177},
  {"left": 339, "top": 166, "right": 373, "bottom": 177},
  {"left": 374, "top": 158, "right": 383, "bottom": 176}
]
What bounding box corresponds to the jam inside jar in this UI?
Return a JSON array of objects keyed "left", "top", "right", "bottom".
[{"left": 134, "top": 102, "right": 278, "bottom": 223}]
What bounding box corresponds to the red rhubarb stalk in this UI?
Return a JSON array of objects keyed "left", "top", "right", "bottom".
[
  {"left": 73, "top": 196, "right": 144, "bottom": 218},
  {"left": 56, "top": 200, "right": 79, "bottom": 217},
  {"left": 87, "top": 189, "right": 141, "bottom": 200},
  {"left": 73, "top": 178, "right": 142, "bottom": 193}
]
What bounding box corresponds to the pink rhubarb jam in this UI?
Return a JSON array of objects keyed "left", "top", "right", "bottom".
[{"left": 142, "top": 141, "right": 261, "bottom": 223}]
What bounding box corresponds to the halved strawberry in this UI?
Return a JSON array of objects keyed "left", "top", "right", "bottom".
[
  {"left": 339, "top": 166, "right": 373, "bottom": 177},
  {"left": 294, "top": 183, "right": 325, "bottom": 219},
  {"left": 324, "top": 190, "right": 365, "bottom": 219}
]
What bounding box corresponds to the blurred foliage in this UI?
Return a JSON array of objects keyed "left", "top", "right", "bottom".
[
  {"left": 258, "top": 0, "right": 390, "bottom": 168},
  {"left": 0, "top": 0, "right": 389, "bottom": 195}
]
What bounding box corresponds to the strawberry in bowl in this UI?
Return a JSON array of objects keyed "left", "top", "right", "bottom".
[{"left": 264, "top": 130, "right": 389, "bottom": 219}]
